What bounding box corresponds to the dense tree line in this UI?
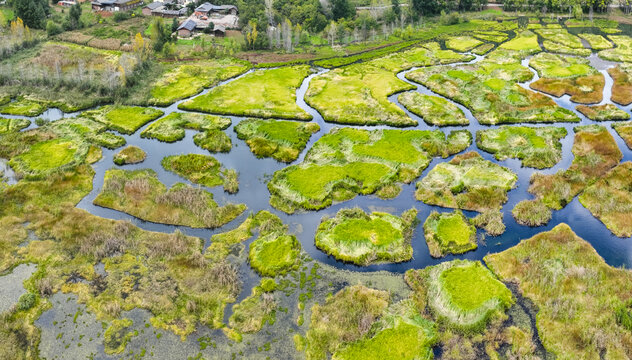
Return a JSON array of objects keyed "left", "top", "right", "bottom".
[
  {"left": 503, "top": 0, "right": 611, "bottom": 12},
  {"left": 8, "top": 0, "right": 49, "bottom": 29}
]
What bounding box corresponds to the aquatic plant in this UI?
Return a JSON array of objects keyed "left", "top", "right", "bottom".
[{"left": 113, "top": 146, "right": 146, "bottom": 166}]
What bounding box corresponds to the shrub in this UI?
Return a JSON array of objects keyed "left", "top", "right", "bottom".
[{"left": 16, "top": 292, "right": 36, "bottom": 311}]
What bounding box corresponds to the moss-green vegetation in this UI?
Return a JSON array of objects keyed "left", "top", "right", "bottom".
[
  {"left": 529, "top": 53, "right": 603, "bottom": 104},
  {"left": 578, "top": 33, "right": 613, "bottom": 50},
  {"left": 179, "top": 66, "right": 313, "bottom": 121},
  {"left": 306, "top": 63, "right": 416, "bottom": 127},
  {"left": 511, "top": 198, "right": 552, "bottom": 226},
  {"left": 0, "top": 118, "right": 29, "bottom": 134},
  {"left": 229, "top": 279, "right": 277, "bottom": 334},
  {"left": 161, "top": 154, "right": 238, "bottom": 194},
  {"left": 93, "top": 169, "right": 245, "bottom": 228},
  {"left": 332, "top": 316, "right": 436, "bottom": 360},
  {"left": 104, "top": 318, "right": 135, "bottom": 354},
  {"left": 542, "top": 40, "right": 592, "bottom": 56},
  {"left": 485, "top": 224, "right": 632, "bottom": 359},
  {"left": 82, "top": 105, "right": 164, "bottom": 135},
  {"left": 472, "top": 42, "right": 495, "bottom": 55},
  {"left": 446, "top": 36, "right": 483, "bottom": 52},
  {"left": 306, "top": 43, "right": 472, "bottom": 127},
  {"left": 8, "top": 138, "right": 85, "bottom": 179},
  {"left": 147, "top": 59, "right": 251, "bottom": 106},
  {"left": 608, "top": 63, "right": 632, "bottom": 106},
  {"left": 304, "top": 285, "right": 390, "bottom": 360},
  {"left": 406, "top": 49, "right": 579, "bottom": 125},
  {"left": 269, "top": 128, "right": 472, "bottom": 213},
  {"left": 416, "top": 151, "right": 517, "bottom": 213},
  {"left": 406, "top": 260, "right": 513, "bottom": 331},
  {"left": 398, "top": 92, "right": 468, "bottom": 126},
  {"left": 535, "top": 28, "right": 586, "bottom": 51},
  {"left": 113, "top": 146, "right": 146, "bottom": 165},
  {"left": 193, "top": 129, "right": 232, "bottom": 153},
  {"left": 513, "top": 125, "right": 622, "bottom": 226},
  {"left": 423, "top": 210, "right": 476, "bottom": 257},
  {"left": 140, "top": 112, "right": 230, "bottom": 142},
  {"left": 234, "top": 119, "right": 320, "bottom": 162},
  {"left": 576, "top": 104, "right": 630, "bottom": 121},
  {"left": 315, "top": 208, "right": 417, "bottom": 265},
  {"left": 472, "top": 30, "right": 508, "bottom": 43},
  {"left": 0, "top": 97, "right": 48, "bottom": 117},
  {"left": 47, "top": 117, "right": 126, "bottom": 149},
  {"left": 249, "top": 230, "right": 301, "bottom": 277},
  {"left": 599, "top": 35, "right": 632, "bottom": 62},
  {"left": 578, "top": 162, "right": 632, "bottom": 237},
  {"left": 613, "top": 121, "right": 632, "bottom": 149},
  {"left": 476, "top": 126, "right": 567, "bottom": 169},
  {"left": 498, "top": 30, "right": 541, "bottom": 54}
]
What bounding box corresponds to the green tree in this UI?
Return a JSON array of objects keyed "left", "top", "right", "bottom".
[
  {"left": 12, "top": 0, "right": 49, "bottom": 29},
  {"left": 330, "top": 0, "right": 354, "bottom": 20},
  {"left": 392, "top": 0, "right": 401, "bottom": 18},
  {"left": 150, "top": 19, "right": 172, "bottom": 53},
  {"left": 65, "top": 3, "right": 82, "bottom": 30}
]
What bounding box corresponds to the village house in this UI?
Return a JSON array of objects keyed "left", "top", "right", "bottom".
[
  {"left": 176, "top": 2, "right": 238, "bottom": 37},
  {"left": 91, "top": 0, "right": 142, "bottom": 12},
  {"left": 142, "top": 1, "right": 187, "bottom": 18}
]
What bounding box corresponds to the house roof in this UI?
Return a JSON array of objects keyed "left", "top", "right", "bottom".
[
  {"left": 177, "top": 19, "right": 196, "bottom": 31},
  {"left": 194, "top": 2, "right": 237, "bottom": 13},
  {"left": 144, "top": 1, "right": 163, "bottom": 10}
]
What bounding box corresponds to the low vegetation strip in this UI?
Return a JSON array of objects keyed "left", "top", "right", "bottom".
[
  {"left": 268, "top": 128, "right": 472, "bottom": 213},
  {"left": 82, "top": 105, "right": 164, "bottom": 135},
  {"left": 161, "top": 154, "right": 239, "bottom": 193},
  {"left": 315, "top": 208, "right": 417, "bottom": 265},
  {"left": 513, "top": 125, "right": 622, "bottom": 226},
  {"left": 93, "top": 169, "right": 246, "bottom": 228},
  {"left": 445, "top": 36, "right": 483, "bottom": 52},
  {"left": 406, "top": 260, "right": 513, "bottom": 331},
  {"left": 398, "top": 92, "right": 468, "bottom": 126},
  {"left": 578, "top": 33, "right": 613, "bottom": 50},
  {"left": 234, "top": 119, "right": 320, "bottom": 163},
  {"left": 576, "top": 104, "right": 630, "bottom": 121},
  {"left": 416, "top": 151, "right": 518, "bottom": 213},
  {"left": 485, "top": 224, "right": 632, "bottom": 359},
  {"left": 140, "top": 112, "right": 231, "bottom": 142},
  {"left": 535, "top": 28, "right": 584, "bottom": 49},
  {"left": 529, "top": 53, "right": 604, "bottom": 104},
  {"left": 179, "top": 66, "right": 313, "bottom": 121},
  {"left": 599, "top": 35, "right": 632, "bottom": 62},
  {"left": 423, "top": 210, "right": 477, "bottom": 258},
  {"left": 0, "top": 97, "right": 48, "bottom": 117},
  {"left": 147, "top": 59, "right": 251, "bottom": 106},
  {"left": 608, "top": 64, "right": 632, "bottom": 106},
  {"left": 113, "top": 146, "right": 146, "bottom": 166},
  {"left": 0, "top": 118, "right": 29, "bottom": 134},
  {"left": 579, "top": 162, "right": 632, "bottom": 237},
  {"left": 406, "top": 49, "right": 578, "bottom": 125},
  {"left": 476, "top": 126, "right": 567, "bottom": 169}
]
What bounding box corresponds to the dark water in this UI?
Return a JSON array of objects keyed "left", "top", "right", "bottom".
[{"left": 5, "top": 24, "right": 632, "bottom": 328}]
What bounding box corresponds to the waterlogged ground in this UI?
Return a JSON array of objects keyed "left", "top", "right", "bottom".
[{"left": 3, "top": 17, "right": 632, "bottom": 360}]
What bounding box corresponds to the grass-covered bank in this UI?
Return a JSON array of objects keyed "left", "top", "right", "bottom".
[
  {"left": 179, "top": 66, "right": 313, "bottom": 121},
  {"left": 269, "top": 128, "right": 471, "bottom": 213},
  {"left": 485, "top": 224, "right": 632, "bottom": 359},
  {"left": 315, "top": 208, "right": 418, "bottom": 265},
  {"left": 234, "top": 119, "right": 320, "bottom": 162},
  {"left": 423, "top": 210, "right": 477, "bottom": 258},
  {"left": 93, "top": 169, "right": 245, "bottom": 228}
]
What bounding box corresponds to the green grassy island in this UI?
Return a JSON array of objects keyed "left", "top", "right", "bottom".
[
  {"left": 579, "top": 162, "right": 632, "bottom": 237},
  {"left": 113, "top": 146, "right": 145, "bottom": 165},
  {"left": 576, "top": 104, "right": 630, "bottom": 121},
  {"left": 476, "top": 126, "right": 568, "bottom": 169},
  {"left": 406, "top": 260, "right": 513, "bottom": 331},
  {"left": 423, "top": 210, "right": 477, "bottom": 258},
  {"left": 398, "top": 92, "right": 468, "bottom": 126},
  {"left": 485, "top": 224, "right": 632, "bottom": 359},
  {"left": 0, "top": 117, "right": 29, "bottom": 134},
  {"left": 608, "top": 64, "right": 632, "bottom": 105},
  {"left": 179, "top": 66, "right": 313, "bottom": 120},
  {"left": 234, "top": 119, "right": 320, "bottom": 162},
  {"left": 529, "top": 53, "right": 604, "bottom": 104},
  {"left": 513, "top": 125, "right": 622, "bottom": 226},
  {"left": 93, "top": 169, "right": 245, "bottom": 228},
  {"left": 269, "top": 128, "right": 471, "bottom": 213},
  {"left": 161, "top": 154, "right": 239, "bottom": 193},
  {"left": 315, "top": 208, "right": 418, "bottom": 265},
  {"left": 82, "top": 105, "right": 164, "bottom": 135},
  {"left": 613, "top": 121, "right": 632, "bottom": 149}
]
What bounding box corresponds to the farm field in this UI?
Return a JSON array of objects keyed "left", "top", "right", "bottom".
[{"left": 2, "top": 13, "right": 632, "bottom": 360}]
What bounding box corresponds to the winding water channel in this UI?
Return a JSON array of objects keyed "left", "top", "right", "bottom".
[{"left": 4, "top": 21, "right": 632, "bottom": 358}]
